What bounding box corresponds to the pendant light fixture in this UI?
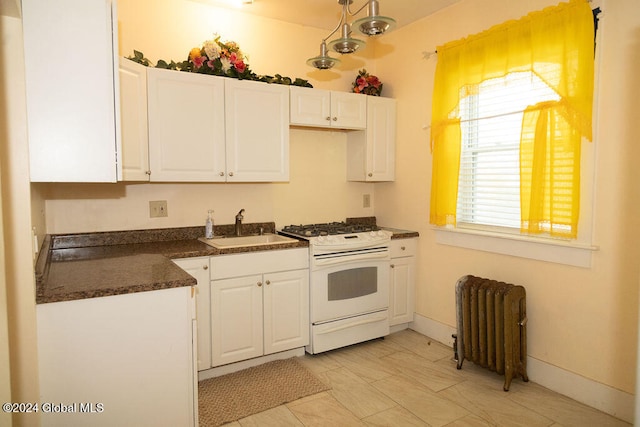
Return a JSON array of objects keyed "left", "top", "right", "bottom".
[{"left": 307, "top": 0, "right": 396, "bottom": 70}]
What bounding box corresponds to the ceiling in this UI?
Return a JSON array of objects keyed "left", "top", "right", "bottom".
[{"left": 193, "top": 0, "right": 461, "bottom": 32}]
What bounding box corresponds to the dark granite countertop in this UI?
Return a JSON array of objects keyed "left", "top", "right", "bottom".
[
  {"left": 36, "top": 223, "right": 308, "bottom": 305},
  {"left": 382, "top": 227, "right": 420, "bottom": 239},
  {"left": 345, "top": 217, "right": 420, "bottom": 239},
  {"left": 36, "top": 219, "right": 416, "bottom": 305}
]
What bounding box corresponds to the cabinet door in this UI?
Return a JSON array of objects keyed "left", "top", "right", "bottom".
[
  {"left": 23, "top": 0, "right": 119, "bottom": 182},
  {"left": 389, "top": 256, "right": 415, "bottom": 326},
  {"left": 290, "top": 86, "right": 331, "bottom": 127},
  {"left": 331, "top": 92, "right": 367, "bottom": 130},
  {"left": 119, "top": 58, "right": 150, "bottom": 181},
  {"left": 347, "top": 96, "right": 396, "bottom": 181},
  {"left": 224, "top": 79, "right": 290, "bottom": 182},
  {"left": 173, "top": 257, "right": 211, "bottom": 371},
  {"left": 263, "top": 269, "right": 310, "bottom": 355},
  {"left": 147, "top": 68, "right": 226, "bottom": 182},
  {"left": 211, "top": 275, "right": 263, "bottom": 366},
  {"left": 366, "top": 96, "right": 396, "bottom": 181}
]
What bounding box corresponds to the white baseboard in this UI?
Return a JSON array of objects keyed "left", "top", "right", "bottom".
[{"left": 410, "top": 313, "right": 634, "bottom": 423}]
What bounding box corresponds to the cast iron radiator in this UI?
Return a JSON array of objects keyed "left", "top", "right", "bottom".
[{"left": 454, "top": 275, "right": 529, "bottom": 391}]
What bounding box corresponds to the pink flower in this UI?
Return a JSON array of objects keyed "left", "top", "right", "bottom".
[
  {"left": 229, "top": 52, "right": 239, "bottom": 65},
  {"left": 234, "top": 60, "right": 246, "bottom": 74},
  {"left": 192, "top": 56, "right": 206, "bottom": 68},
  {"left": 367, "top": 75, "right": 381, "bottom": 89},
  {"left": 356, "top": 76, "right": 369, "bottom": 91}
]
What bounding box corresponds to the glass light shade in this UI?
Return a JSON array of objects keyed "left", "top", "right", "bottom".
[
  {"left": 354, "top": 15, "right": 396, "bottom": 36},
  {"left": 306, "top": 41, "right": 340, "bottom": 69},
  {"left": 306, "top": 55, "right": 341, "bottom": 69},
  {"left": 328, "top": 22, "right": 366, "bottom": 54},
  {"left": 328, "top": 36, "right": 366, "bottom": 54}
]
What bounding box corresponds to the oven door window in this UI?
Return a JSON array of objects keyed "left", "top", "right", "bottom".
[{"left": 328, "top": 267, "right": 377, "bottom": 301}]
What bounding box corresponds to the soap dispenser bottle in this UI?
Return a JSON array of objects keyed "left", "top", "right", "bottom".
[{"left": 205, "top": 210, "right": 214, "bottom": 239}]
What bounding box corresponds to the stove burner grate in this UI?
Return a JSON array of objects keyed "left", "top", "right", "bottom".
[{"left": 281, "top": 222, "right": 379, "bottom": 238}]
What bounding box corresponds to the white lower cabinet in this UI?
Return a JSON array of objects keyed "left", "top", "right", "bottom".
[
  {"left": 389, "top": 238, "right": 417, "bottom": 326},
  {"left": 209, "top": 248, "right": 309, "bottom": 367},
  {"left": 36, "top": 287, "right": 197, "bottom": 427}
]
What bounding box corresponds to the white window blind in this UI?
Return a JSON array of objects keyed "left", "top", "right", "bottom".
[{"left": 456, "top": 71, "right": 561, "bottom": 231}]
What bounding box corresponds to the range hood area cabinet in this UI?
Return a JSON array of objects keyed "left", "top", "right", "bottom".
[
  {"left": 120, "top": 63, "right": 290, "bottom": 182},
  {"left": 23, "top": 0, "right": 121, "bottom": 183},
  {"left": 347, "top": 96, "right": 397, "bottom": 182},
  {"left": 290, "top": 86, "right": 367, "bottom": 130}
]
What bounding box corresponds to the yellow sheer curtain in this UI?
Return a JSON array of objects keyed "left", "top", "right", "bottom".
[{"left": 430, "top": 0, "right": 594, "bottom": 238}]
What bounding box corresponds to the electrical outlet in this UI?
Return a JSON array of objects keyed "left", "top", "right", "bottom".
[
  {"left": 363, "top": 194, "right": 371, "bottom": 208},
  {"left": 149, "top": 200, "right": 168, "bottom": 218}
]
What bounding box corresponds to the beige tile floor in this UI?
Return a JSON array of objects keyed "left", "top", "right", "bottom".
[{"left": 228, "top": 329, "right": 631, "bottom": 426}]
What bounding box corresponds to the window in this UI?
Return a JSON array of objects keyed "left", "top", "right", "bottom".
[
  {"left": 457, "top": 72, "right": 561, "bottom": 233},
  {"left": 429, "top": 0, "right": 595, "bottom": 243}
]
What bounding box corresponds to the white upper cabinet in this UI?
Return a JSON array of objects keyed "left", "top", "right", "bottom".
[
  {"left": 147, "top": 68, "right": 226, "bottom": 182},
  {"left": 290, "top": 86, "right": 366, "bottom": 130},
  {"left": 142, "top": 70, "right": 289, "bottom": 182},
  {"left": 224, "top": 79, "right": 290, "bottom": 182},
  {"left": 119, "top": 58, "right": 150, "bottom": 181},
  {"left": 347, "top": 96, "right": 396, "bottom": 181},
  {"left": 22, "top": 0, "right": 120, "bottom": 182}
]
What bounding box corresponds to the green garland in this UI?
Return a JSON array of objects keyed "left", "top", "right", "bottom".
[{"left": 127, "top": 50, "right": 312, "bottom": 88}]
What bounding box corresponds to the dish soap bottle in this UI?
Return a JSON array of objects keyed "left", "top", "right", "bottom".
[{"left": 205, "top": 210, "right": 214, "bottom": 239}]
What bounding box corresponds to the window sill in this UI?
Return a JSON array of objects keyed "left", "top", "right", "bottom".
[{"left": 433, "top": 226, "right": 598, "bottom": 268}]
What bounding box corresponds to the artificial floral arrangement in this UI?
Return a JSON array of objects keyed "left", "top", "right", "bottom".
[
  {"left": 352, "top": 69, "right": 383, "bottom": 96},
  {"left": 128, "top": 34, "right": 312, "bottom": 87}
]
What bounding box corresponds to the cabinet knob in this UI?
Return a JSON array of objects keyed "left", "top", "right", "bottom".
[
  {"left": 325, "top": 116, "right": 331, "bottom": 121},
  {"left": 219, "top": 172, "right": 225, "bottom": 176},
  {"left": 257, "top": 281, "right": 262, "bottom": 287},
  {"left": 229, "top": 172, "right": 234, "bottom": 177},
  {"left": 203, "top": 265, "right": 208, "bottom": 270},
  {"left": 368, "top": 173, "right": 373, "bottom": 177},
  {"left": 145, "top": 170, "right": 151, "bottom": 175},
  {"left": 390, "top": 264, "right": 395, "bottom": 268},
  {"left": 265, "top": 280, "right": 271, "bottom": 285},
  {"left": 401, "top": 246, "right": 406, "bottom": 251},
  {"left": 332, "top": 117, "right": 337, "bottom": 121}
]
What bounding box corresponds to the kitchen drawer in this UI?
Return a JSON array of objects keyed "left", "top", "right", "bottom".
[
  {"left": 390, "top": 238, "right": 417, "bottom": 258},
  {"left": 210, "top": 247, "right": 309, "bottom": 280}
]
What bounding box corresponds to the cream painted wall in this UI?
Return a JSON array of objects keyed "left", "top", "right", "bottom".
[
  {"left": 42, "top": 129, "right": 375, "bottom": 233},
  {"left": 374, "top": 0, "right": 640, "bottom": 400},
  {"left": 1, "top": 12, "right": 40, "bottom": 427},
  {"left": 117, "top": 0, "right": 377, "bottom": 92}
]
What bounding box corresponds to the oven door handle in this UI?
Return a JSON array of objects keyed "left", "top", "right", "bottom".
[
  {"left": 313, "top": 250, "right": 389, "bottom": 267},
  {"left": 316, "top": 314, "right": 388, "bottom": 335}
]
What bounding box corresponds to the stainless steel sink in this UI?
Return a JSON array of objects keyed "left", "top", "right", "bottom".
[{"left": 199, "top": 233, "right": 298, "bottom": 249}]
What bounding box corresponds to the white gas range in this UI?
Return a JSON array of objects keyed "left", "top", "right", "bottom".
[{"left": 279, "top": 222, "right": 392, "bottom": 354}]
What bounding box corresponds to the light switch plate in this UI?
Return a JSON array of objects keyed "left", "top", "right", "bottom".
[{"left": 149, "top": 200, "right": 168, "bottom": 218}]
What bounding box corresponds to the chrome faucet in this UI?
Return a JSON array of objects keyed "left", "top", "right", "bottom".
[{"left": 235, "top": 209, "right": 245, "bottom": 236}]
